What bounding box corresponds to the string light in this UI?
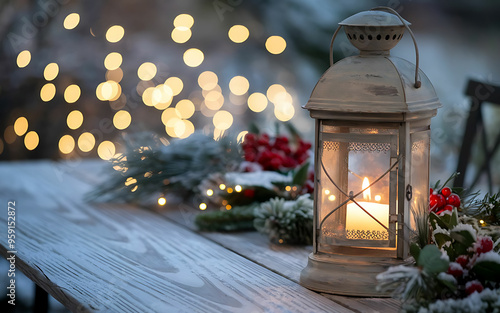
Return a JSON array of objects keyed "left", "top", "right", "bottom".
[
  {"left": 59, "top": 135, "right": 75, "bottom": 154},
  {"left": 40, "top": 83, "right": 56, "bottom": 102},
  {"left": 63, "top": 13, "right": 80, "bottom": 30},
  {"left": 158, "top": 197, "right": 167, "bottom": 206},
  {"left": 228, "top": 25, "right": 249, "bottom": 43},
  {"left": 16, "top": 50, "right": 31, "bottom": 68},
  {"left": 14, "top": 117, "right": 28, "bottom": 136},
  {"left": 183, "top": 48, "right": 204, "bottom": 67},
  {"left": 206, "top": 189, "right": 214, "bottom": 196},
  {"left": 219, "top": 184, "right": 226, "bottom": 190},
  {"left": 265, "top": 36, "right": 287, "bottom": 54},
  {"left": 106, "top": 25, "right": 125, "bottom": 43},
  {"left": 44, "top": 63, "right": 59, "bottom": 81},
  {"left": 97, "top": 141, "right": 116, "bottom": 160},
  {"left": 199, "top": 203, "right": 207, "bottom": 210},
  {"left": 24, "top": 131, "right": 39, "bottom": 151},
  {"left": 235, "top": 185, "right": 242, "bottom": 192}
]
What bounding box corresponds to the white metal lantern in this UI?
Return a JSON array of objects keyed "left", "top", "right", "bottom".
[{"left": 300, "top": 7, "right": 441, "bottom": 296}]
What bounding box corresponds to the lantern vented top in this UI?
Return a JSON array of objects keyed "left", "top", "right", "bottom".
[{"left": 339, "top": 10, "right": 410, "bottom": 53}]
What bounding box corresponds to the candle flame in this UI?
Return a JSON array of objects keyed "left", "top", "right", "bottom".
[{"left": 362, "top": 177, "right": 371, "bottom": 201}]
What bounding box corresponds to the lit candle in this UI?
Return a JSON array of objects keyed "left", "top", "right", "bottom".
[{"left": 345, "top": 178, "right": 389, "bottom": 240}]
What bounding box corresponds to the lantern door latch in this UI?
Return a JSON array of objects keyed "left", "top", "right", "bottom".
[{"left": 406, "top": 184, "right": 413, "bottom": 201}]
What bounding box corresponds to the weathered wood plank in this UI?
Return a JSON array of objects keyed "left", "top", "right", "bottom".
[{"left": 0, "top": 161, "right": 352, "bottom": 313}]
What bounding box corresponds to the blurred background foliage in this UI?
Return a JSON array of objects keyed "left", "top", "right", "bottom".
[{"left": 1, "top": 0, "right": 500, "bottom": 186}]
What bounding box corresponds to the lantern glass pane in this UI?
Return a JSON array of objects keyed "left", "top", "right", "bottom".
[
  {"left": 409, "top": 130, "right": 430, "bottom": 230},
  {"left": 317, "top": 123, "right": 398, "bottom": 253}
]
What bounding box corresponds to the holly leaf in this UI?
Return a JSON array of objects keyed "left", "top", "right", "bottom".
[
  {"left": 434, "top": 233, "right": 452, "bottom": 249},
  {"left": 472, "top": 261, "right": 500, "bottom": 282},
  {"left": 430, "top": 212, "right": 449, "bottom": 230},
  {"left": 450, "top": 229, "right": 476, "bottom": 249},
  {"left": 292, "top": 162, "right": 309, "bottom": 186},
  {"left": 448, "top": 209, "right": 459, "bottom": 229},
  {"left": 418, "top": 245, "right": 449, "bottom": 275}
]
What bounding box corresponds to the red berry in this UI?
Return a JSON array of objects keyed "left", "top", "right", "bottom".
[
  {"left": 446, "top": 193, "right": 461, "bottom": 207},
  {"left": 465, "top": 280, "right": 484, "bottom": 295},
  {"left": 455, "top": 255, "right": 469, "bottom": 268},
  {"left": 474, "top": 236, "right": 494, "bottom": 254},
  {"left": 441, "top": 187, "right": 452, "bottom": 197},
  {"left": 430, "top": 194, "right": 446, "bottom": 211},
  {"left": 436, "top": 204, "right": 454, "bottom": 215},
  {"left": 430, "top": 188, "right": 433, "bottom": 194},
  {"left": 447, "top": 262, "right": 463, "bottom": 278}
]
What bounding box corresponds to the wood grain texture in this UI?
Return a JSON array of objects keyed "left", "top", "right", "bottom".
[{"left": 0, "top": 160, "right": 352, "bottom": 313}]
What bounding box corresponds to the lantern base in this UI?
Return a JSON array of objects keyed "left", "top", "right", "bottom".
[{"left": 300, "top": 252, "right": 411, "bottom": 297}]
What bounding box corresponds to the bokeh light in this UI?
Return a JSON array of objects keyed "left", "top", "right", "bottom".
[
  {"left": 59, "top": 135, "right": 75, "bottom": 154},
  {"left": 274, "top": 102, "right": 295, "bottom": 121},
  {"left": 14, "top": 117, "right": 28, "bottom": 136},
  {"left": 229, "top": 76, "right": 249, "bottom": 96},
  {"left": 173, "top": 14, "right": 194, "bottom": 28},
  {"left": 78, "top": 132, "right": 95, "bottom": 152},
  {"left": 106, "top": 68, "right": 123, "bottom": 83},
  {"left": 96, "top": 81, "right": 121, "bottom": 101},
  {"left": 24, "top": 131, "right": 39, "bottom": 151},
  {"left": 44, "top": 63, "right": 59, "bottom": 81},
  {"left": 175, "top": 99, "right": 195, "bottom": 119},
  {"left": 16, "top": 50, "right": 31, "bottom": 68},
  {"left": 104, "top": 52, "right": 123, "bottom": 70},
  {"left": 67, "top": 110, "right": 84, "bottom": 130},
  {"left": 198, "top": 71, "right": 218, "bottom": 90},
  {"left": 165, "top": 77, "right": 183, "bottom": 96},
  {"left": 183, "top": 48, "right": 204, "bottom": 67},
  {"left": 97, "top": 141, "right": 116, "bottom": 160},
  {"left": 106, "top": 25, "right": 125, "bottom": 43},
  {"left": 266, "top": 84, "right": 286, "bottom": 103},
  {"left": 228, "top": 25, "right": 249, "bottom": 43},
  {"left": 4, "top": 126, "right": 16, "bottom": 144},
  {"left": 237, "top": 131, "right": 248, "bottom": 143},
  {"left": 113, "top": 110, "right": 132, "bottom": 130},
  {"left": 247, "top": 92, "right": 268, "bottom": 112},
  {"left": 161, "top": 108, "right": 181, "bottom": 125},
  {"left": 171, "top": 28, "right": 192, "bottom": 44},
  {"left": 40, "top": 83, "right": 56, "bottom": 102},
  {"left": 64, "top": 84, "right": 81, "bottom": 103},
  {"left": 265, "top": 36, "right": 287, "bottom": 54},
  {"left": 213, "top": 110, "right": 233, "bottom": 130},
  {"left": 137, "top": 62, "right": 157, "bottom": 81},
  {"left": 63, "top": 13, "right": 80, "bottom": 30}
]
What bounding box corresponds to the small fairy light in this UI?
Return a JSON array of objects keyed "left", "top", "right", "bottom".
[
  {"left": 227, "top": 187, "right": 234, "bottom": 194},
  {"left": 285, "top": 186, "right": 291, "bottom": 192},
  {"left": 324, "top": 189, "right": 331, "bottom": 195},
  {"left": 219, "top": 184, "right": 226, "bottom": 190},
  {"left": 199, "top": 203, "right": 207, "bottom": 210},
  {"left": 235, "top": 185, "right": 242, "bottom": 192},
  {"left": 278, "top": 239, "right": 284, "bottom": 244},
  {"left": 206, "top": 189, "right": 214, "bottom": 196},
  {"left": 375, "top": 195, "right": 382, "bottom": 202},
  {"left": 328, "top": 195, "right": 336, "bottom": 201},
  {"left": 225, "top": 205, "right": 232, "bottom": 210},
  {"left": 158, "top": 197, "right": 167, "bottom": 206},
  {"left": 479, "top": 219, "right": 485, "bottom": 226}
]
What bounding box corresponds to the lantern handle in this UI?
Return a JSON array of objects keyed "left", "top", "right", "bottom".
[
  {"left": 371, "top": 6, "right": 421, "bottom": 88},
  {"left": 328, "top": 25, "right": 343, "bottom": 67}
]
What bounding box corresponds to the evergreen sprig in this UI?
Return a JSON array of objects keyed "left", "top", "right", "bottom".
[{"left": 90, "top": 132, "right": 241, "bottom": 203}]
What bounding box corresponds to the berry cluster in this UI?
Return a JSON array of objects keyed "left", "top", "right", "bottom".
[
  {"left": 242, "top": 133, "right": 311, "bottom": 171},
  {"left": 429, "top": 186, "right": 461, "bottom": 215},
  {"left": 446, "top": 236, "right": 494, "bottom": 296}
]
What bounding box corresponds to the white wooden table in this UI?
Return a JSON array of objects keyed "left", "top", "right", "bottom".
[{"left": 0, "top": 160, "right": 400, "bottom": 312}]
